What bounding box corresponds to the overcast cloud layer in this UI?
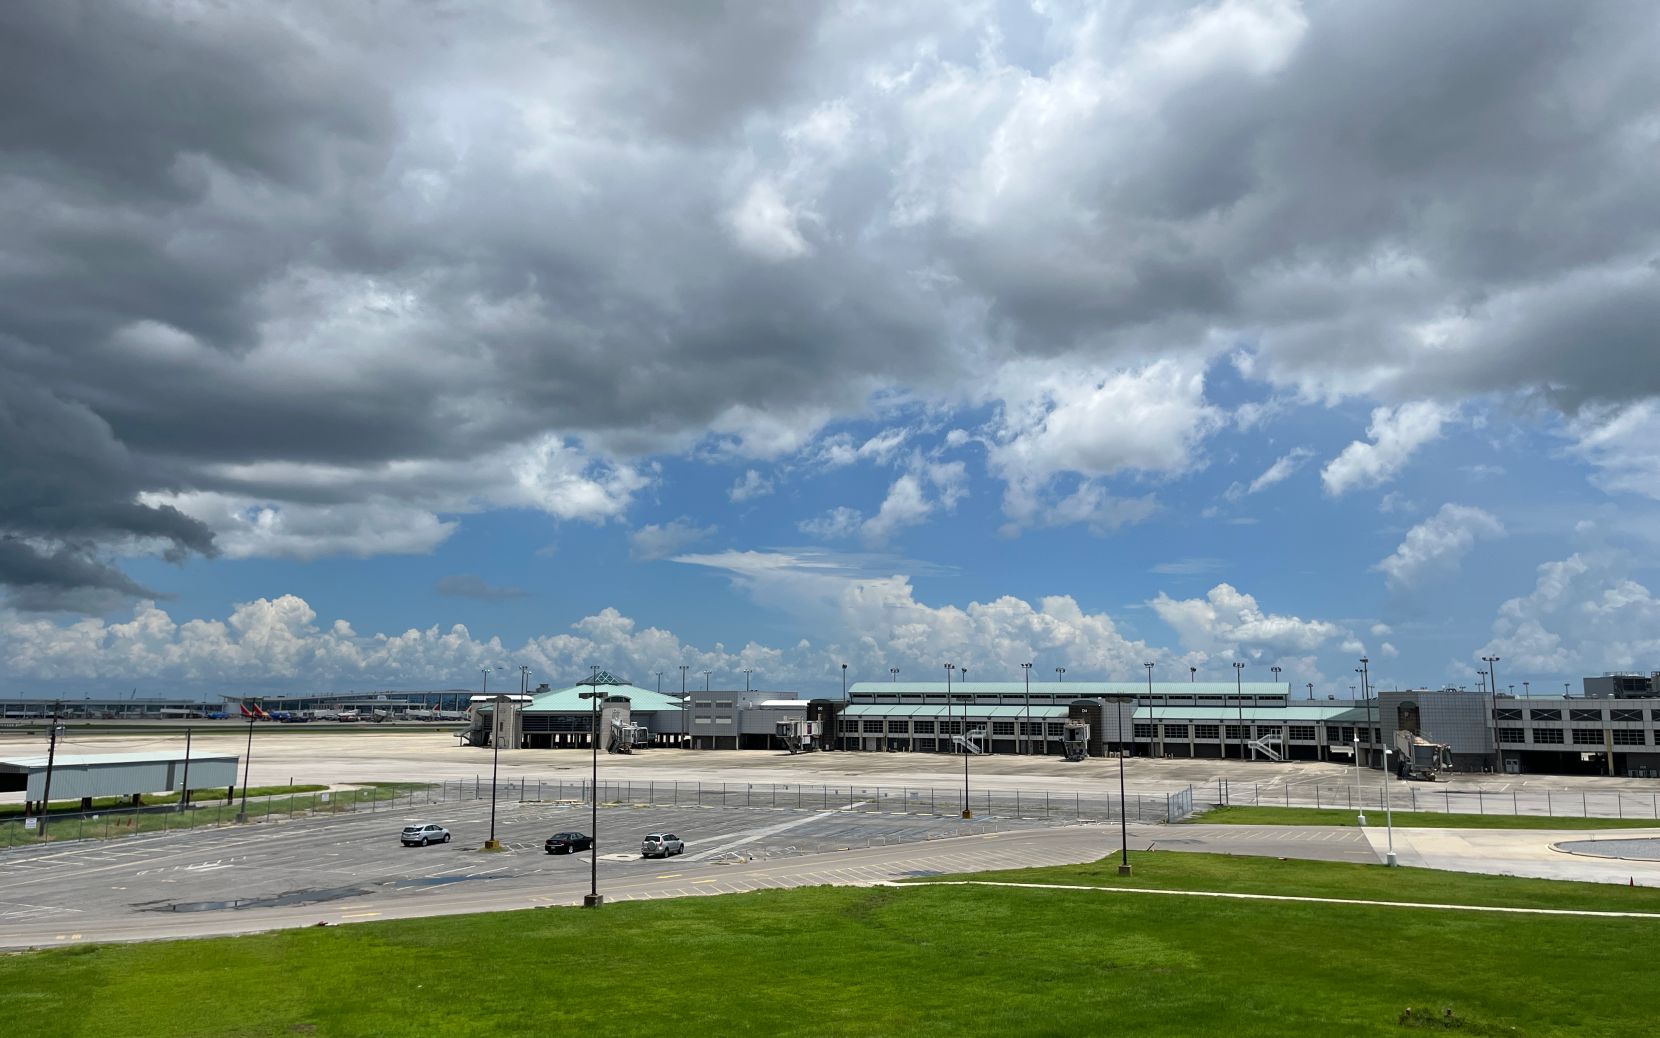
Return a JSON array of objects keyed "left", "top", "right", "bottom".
[{"left": 2, "top": 1, "right": 1658, "bottom": 696}]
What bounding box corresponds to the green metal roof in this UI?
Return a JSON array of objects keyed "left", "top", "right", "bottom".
[
  {"left": 1141, "top": 705, "right": 1371, "bottom": 722},
  {"left": 521, "top": 684, "right": 686, "bottom": 713},
  {"left": 841, "top": 704, "right": 1072, "bottom": 719},
  {"left": 848, "top": 681, "right": 1290, "bottom": 697}
]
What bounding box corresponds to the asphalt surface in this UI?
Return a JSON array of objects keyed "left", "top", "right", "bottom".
[{"left": 0, "top": 797, "right": 1107, "bottom": 949}]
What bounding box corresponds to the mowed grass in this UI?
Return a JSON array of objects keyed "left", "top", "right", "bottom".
[
  {"left": 910, "top": 848, "right": 1660, "bottom": 913},
  {"left": 1194, "top": 805, "right": 1660, "bottom": 830},
  {"left": 4, "top": 854, "right": 1660, "bottom": 1037}
]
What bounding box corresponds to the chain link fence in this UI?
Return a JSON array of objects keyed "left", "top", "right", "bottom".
[{"left": 1211, "top": 778, "right": 1660, "bottom": 819}]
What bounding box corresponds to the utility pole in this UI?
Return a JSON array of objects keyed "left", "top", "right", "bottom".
[
  {"left": 39, "top": 702, "right": 62, "bottom": 839},
  {"left": 1020, "top": 662, "right": 1032, "bottom": 756},
  {"left": 179, "top": 725, "right": 193, "bottom": 811}
]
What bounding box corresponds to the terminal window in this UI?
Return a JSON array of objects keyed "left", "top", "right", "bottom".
[
  {"left": 991, "top": 721, "right": 1015, "bottom": 735},
  {"left": 913, "top": 720, "right": 935, "bottom": 734},
  {"left": 1163, "top": 724, "right": 1189, "bottom": 739},
  {"left": 1497, "top": 728, "right": 1525, "bottom": 743},
  {"left": 1532, "top": 728, "right": 1564, "bottom": 744},
  {"left": 1194, "top": 724, "right": 1220, "bottom": 739},
  {"left": 1289, "top": 725, "right": 1316, "bottom": 740},
  {"left": 1225, "top": 724, "right": 1247, "bottom": 740},
  {"left": 1046, "top": 722, "right": 1065, "bottom": 736},
  {"left": 1571, "top": 728, "right": 1603, "bottom": 745},
  {"left": 861, "top": 720, "right": 884, "bottom": 733},
  {"left": 1133, "top": 723, "right": 1154, "bottom": 738},
  {"left": 1612, "top": 729, "right": 1647, "bottom": 745},
  {"left": 889, "top": 720, "right": 910, "bottom": 733}
]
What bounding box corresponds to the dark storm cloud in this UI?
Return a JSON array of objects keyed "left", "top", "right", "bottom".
[{"left": 1, "top": 0, "right": 1657, "bottom": 608}]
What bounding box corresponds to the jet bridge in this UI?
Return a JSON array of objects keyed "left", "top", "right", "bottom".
[
  {"left": 1062, "top": 720, "right": 1090, "bottom": 762},
  {"left": 775, "top": 718, "right": 822, "bottom": 754}
]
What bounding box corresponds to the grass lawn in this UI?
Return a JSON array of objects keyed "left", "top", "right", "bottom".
[
  {"left": 911, "top": 848, "right": 1660, "bottom": 914},
  {"left": 1194, "top": 805, "right": 1660, "bottom": 830},
  {"left": 0, "top": 782, "right": 433, "bottom": 849},
  {"left": 2, "top": 853, "right": 1658, "bottom": 1037},
  {"left": 0, "top": 785, "right": 328, "bottom": 819}
]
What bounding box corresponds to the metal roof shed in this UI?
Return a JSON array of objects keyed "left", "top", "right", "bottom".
[{"left": 0, "top": 751, "right": 239, "bottom": 801}]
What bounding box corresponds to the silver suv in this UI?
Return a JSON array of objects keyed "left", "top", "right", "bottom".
[
  {"left": 640, "top": 832, "right": 684, "bottom": 858},
  {"left": 401, "top": 823, "right": 451, "bottom": 847}
]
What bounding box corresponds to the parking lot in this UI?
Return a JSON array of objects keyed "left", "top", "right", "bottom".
[{"left": 0, "top": 794, "right": 1083, "bottom": 948}]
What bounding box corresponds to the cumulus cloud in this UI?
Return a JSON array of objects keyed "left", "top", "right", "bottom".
[
  {"left": 1321, "top": 402, "right": 1454, "bottom": 496},
  {"left": 1566, "top": 401, "right": 1660, "bottom": 500},
  {"left": 989, "top": 360, "right": 1220, "bottom": 530},
  {"left": 1150, "top": 583, "right": 1345, "bottom": 660},
  {"left": 728, "top": 469, "right": 774, "bottom": 503},
  {"left": 1481, "top": 553, "right": 1660, "bottom": 674},
  {"left": 1374, "top": 503, "right": 1504, "bottom": 589},
  {"left": 3, "top": 0, "right": 1659, "bottom": 611},
  {"left": 629, "top": 518, "right": 715, "bottom": 561},
  {"left": 798, "top": 506, "right": 864, "bottom": 540}
]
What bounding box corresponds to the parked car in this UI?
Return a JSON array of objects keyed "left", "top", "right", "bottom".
[
  {"left": 640, "top": 833, "right": 684, "bottom": 858},
  {"left": 545, "top": 831, "right": 594, "bottom": 854},
  {"left": 400, "top": 823, "right": 451, "bottom": 847}
]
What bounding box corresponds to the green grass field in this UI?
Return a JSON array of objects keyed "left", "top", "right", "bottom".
[
  {"left": 2, "top": 852, "right": 1657, "bottom": 1037},
  {"left": 1193, "top": 805, "right": 1660, "bottom": 830}
]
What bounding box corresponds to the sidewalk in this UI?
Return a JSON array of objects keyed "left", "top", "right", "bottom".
[{"left": 1360, "top": 825, "right": 1660, "bottom": 885}]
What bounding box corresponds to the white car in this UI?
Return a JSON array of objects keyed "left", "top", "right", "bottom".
[
  {"left": 401, "top": 823, "right": 451, "bottom": 847},
  {"left": 640, "top": 832, "right": 684, "bottom": 858}
]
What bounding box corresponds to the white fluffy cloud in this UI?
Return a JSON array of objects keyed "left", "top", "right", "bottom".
[
  {"left": 629, "top": 518, "right": 715, "bottom": 561},
  {"left": 1482, "top": 553, "right": 1660, "bottom": 674},
  {"left": 727, "top": 469, "right": 774, "bottom": 503},
  {"left": 1321, "top": 402, "right": 1453, "bottom": 497},
  {"left": 1375, "top": 503, "right": 1505, "bottom": 589},
  {"left": 142, "top": 435, "right": 647, "bottom": 561},
  {"left": 1150, "top": 583, "right": 1345, "bottom": 660},
  {"left": 1566, "top": 400, "right": 1660, "bottom": 500},
  {"left": 988, "top": 359, "right": 1221, "bottom": 530}
]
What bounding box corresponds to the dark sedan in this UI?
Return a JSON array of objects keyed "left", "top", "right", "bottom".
[{"left": 545, "top": 831, "right": 594, "bottom": 854}]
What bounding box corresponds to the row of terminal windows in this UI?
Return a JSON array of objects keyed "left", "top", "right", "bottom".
[
  {"left": 1494, "top": 728, "right": 1653, "bottom": 745},
  {"left": 1496, "top": 708, "right": 1660, "bottom": 722}
]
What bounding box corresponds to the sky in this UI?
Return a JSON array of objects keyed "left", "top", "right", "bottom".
[{"left": 2, "top": 0, "right": 1659, "bottom": 700}]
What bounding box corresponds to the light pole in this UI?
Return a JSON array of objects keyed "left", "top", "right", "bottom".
[
  {"left": 1189, "top": 666, "right": 1196, "bottom": 682},
  {"left": 1482, "top": 654, "right": 1501, "bottom": 773},
  {"left": 1142, "top": 661, "right": 1155, "bottom": 758},
  {"left": 944, "top": 661, "right": 956, "bottom": 751},
  {"left": 1353, "top": 736, "right": 1367, "bottom": 826},
  {"left": 484, "top": 689, "right": 507, "bottom": 851},
  {"left": 703, "top": 671, "right": 711, "bottom": 693},
  {"left": 179, "top": 725, "right": 192, "bottom": 812},
  {"left": 656, "top": 671, "right": 663, "bottom": 694},
  {"left": 889, "top": 667, "right": 899, "bottom": 683},
  {"left": 579, "top": 686, "right": 604, "bottom": 907},
  {"left": 1380, "top": 747, "right": 1398, "bottom": 866},
  {"left": 236, "top": 704, "right": 256, "bottom": 822},
  {"left": 1523, "top": 680, "right": 1530, "bottom": 698},
  {"left": 679, "top": 665, "right": 689, "bottom": 749},
  {"left": 1021, "top": 662, "right": 1032, "bottom": 755},
  {"left": 1055, "top": 667, "right": 1065, "bottom": 682},
  {"left": 1306, "top": 682, "right": 1314, "bottom": 701},
  {"left": 1358, "top": 656, "right": 1372, "bottom": 769},
  {"left": 841, "top": 663, "right": 847, "bottom": 698},
  {"left": 1233, "top": 662, "right": 1246, "bottom": 761},
  {"left": 38, "top": 702, "right": 62, "bottom": 838},
  {"left": 1108, "top": 695, "right": 1132, "bottom": 876},
  {"left": 743, "top": 668, "right": 754, "bottom": 693},
  {"left": 960, "top": 666, "right": 972, "bottom": 806}
]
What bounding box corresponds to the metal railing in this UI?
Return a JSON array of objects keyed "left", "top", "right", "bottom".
[{"left": 1212, "top": 778, "right": 1660, "bottom": 820}]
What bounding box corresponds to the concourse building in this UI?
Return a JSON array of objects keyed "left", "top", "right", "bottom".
[{"left": 834, "top": 681, "right": 1379, "bottom": 763}]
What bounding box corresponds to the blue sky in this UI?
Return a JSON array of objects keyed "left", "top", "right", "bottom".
[{"left": 3, "top": 2, "right": 1660, "bottom": 698}]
